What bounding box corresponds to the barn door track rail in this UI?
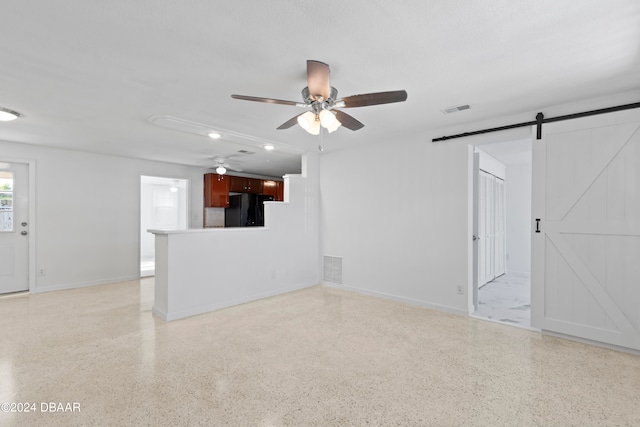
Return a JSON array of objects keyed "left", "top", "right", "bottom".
[{"left": 432, "top": 101, "right": 640, "bottom": 142}]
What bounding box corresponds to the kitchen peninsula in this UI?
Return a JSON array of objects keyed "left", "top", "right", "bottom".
[{"left": 149, "top": 163, "right": 320, "bottom": 321}]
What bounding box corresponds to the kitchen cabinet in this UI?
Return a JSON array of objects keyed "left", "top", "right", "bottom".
[
  {"left": 229, "top": 176, "right": 263, "bottom": 194},
  {"left": 262, "top": 180, "right": 278, "bottom": 198},
  {"left": 276, "top": 181, "right": 284, "bottom": 202},
  {"left": 205, "top": 174, "right": 284, "bottom": 206},
  {"left": 204, "top": 173, "right": 230, "bottom": 207},
  {"left": 263, "top": 180, "right": 285, "bottom": 201}
]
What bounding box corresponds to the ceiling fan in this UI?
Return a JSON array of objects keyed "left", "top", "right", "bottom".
[
  {"left": 210, "top": 156, "right": 243, "bottom": 175},
  {"left": 231, "top": 60, "right": 408, "bottom": 135}
]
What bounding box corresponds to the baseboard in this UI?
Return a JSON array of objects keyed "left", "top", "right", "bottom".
[
  {"left": 32, "top": 275, "right": 141, "bottom": 293},
  {"left": 322, "top": 282, "right": 468, "bottom": 317},
  {"left": 152, "top": 305, "right": 169, "bottom": 321},
  {"left": 542, "top": 329, "right": 640, "bottom": 356}
]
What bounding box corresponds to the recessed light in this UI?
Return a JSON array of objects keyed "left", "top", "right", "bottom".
[
  {"left": 208, "top": 132, "right": 222, "bottom": 139},
  {"left": 263, "top": 144, "right": 275, "bottom": 151},
  {"left": 0, "top": 107, "right": 20, "bottom": 121}
]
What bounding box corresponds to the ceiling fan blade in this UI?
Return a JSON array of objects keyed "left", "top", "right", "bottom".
[
  {"left": 307, "top": 60, "right": 331, "bottom": 101},
  {"left": 277, "top": 113, "right": 304, "bottom": 130},
  {"left": 334, "top": 110, "right": 364, "bottom": 131},
  {"left": 339, "top": 90, "right": 408, "bottom": 108},
  {"left": 231, "top": 94, "right": 299, "bottom": 106},
  {"left": 225, "top": 164, "right": 243, "bottom": 172}
]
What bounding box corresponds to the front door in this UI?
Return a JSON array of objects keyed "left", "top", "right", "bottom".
[
  {"left": 0, "top": 162, "right": 29, "bottom": 294},
  {"left": 532, "top": 109, "right": 640, "bottom": 350}
]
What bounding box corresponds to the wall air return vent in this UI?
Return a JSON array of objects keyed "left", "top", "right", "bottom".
[
  {"left": 323, "top": 256, "right": 343, "bottom": 284},
  {"left": 442, "top": 104, "right": 471, "bottom": 114}
]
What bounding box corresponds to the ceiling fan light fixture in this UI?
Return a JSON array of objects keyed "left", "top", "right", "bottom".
[
  {"left": 319, "top": 109, "right": 336, "bottom": 128},
  {"left": 231, "top": 61, "right": 407, "bottom": 135},
  {"left": 326, "top": 118, "right": 342, "bottom": 133},
  {"left": 0, "top": 107, "right": 20, "bottom": 121},
  {"left": 307, "top": 118, "right": 321, "bottom": 135},
  {"left": 216, "top": 165, "right": 227, "bottom": 175},
  {"left": 297, "top": 111, "right": 316, "bottom": 130}
]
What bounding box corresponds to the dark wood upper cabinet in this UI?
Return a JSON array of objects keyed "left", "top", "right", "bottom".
[
  {"left": 264, "top": 180, "right": 284, "bottom": 201},
  {"left": 245, "top": 178, "right": 263, "bottom": 194},
  {"left": 205, "top": 174, "right": 283, "bottom": 207},
  {"left": 229, "top": 176, "right": 263, "bottom": 194},
  {"left": 276, "top": 181, "right": 284, "bottom": 202},
  {"left": 204, "top": 173, "right": 230, "bottom": 207},
  {"left": 228, "top": 176, "right": 246, "bottom": 193},
  {"left": 262, "top": 180, "right": 278, "bottom": 198}
]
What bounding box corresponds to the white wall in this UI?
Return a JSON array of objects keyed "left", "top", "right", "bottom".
[
  {"left": 505, "top": 161, "right": 532, "bottom": 275},
  {"left": 0, "top": 140, "right": 205, "bottom": 292},
  {"left": 320, "top": 89, "right": 640, "bottom": 315},
  {"left": 477, "top": 149, "right": 506, "bottom": 179},
  {"left": 320, "top": 138, "right": 470, "bottom": 314}
]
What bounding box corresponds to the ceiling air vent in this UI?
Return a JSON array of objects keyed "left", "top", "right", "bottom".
[
  {"left": 236, "top": 150, "right": 255, "bottom": 155},
  {"left": 442, "top": 104, "right": 471, "bottom": 114}
]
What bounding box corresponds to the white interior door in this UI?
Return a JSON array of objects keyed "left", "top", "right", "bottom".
[
  {"left": 493, "top": 177, "right": 506, "bottom": 277},
  {"left": 0, "top": 162, "right": 29, "bottom": 294},
  {"left": 478, "top": 170, "right": 495, "bottom": 286},
  {"left": 532, "top": 109, "right": 640, "bottom": 350},
  {"left": 478, "top": 170, "right": 506, "bottom": 286}
]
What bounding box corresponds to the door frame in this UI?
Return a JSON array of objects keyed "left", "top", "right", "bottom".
[
  {"left": 139, "top": 174, "right": 190, "bottom": 278},
  {"left": 471, "top": 151, "right": 479, "bottom": 310},
  {"left": 0, "top": 157, "right": 36, "bottom": 293},
  {"left": 465, "top": 128, "right": 534, "bottom": 317}
]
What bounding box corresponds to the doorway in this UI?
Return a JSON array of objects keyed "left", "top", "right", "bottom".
[
  {"left": 471, "top": 139, "right": 532, "bottom": 327},
  {"left": 0, "top": 162, "right": 30, "bottom": 294},
  {"left": 140, "top": 176, "right": 188, "bottom": 277}
]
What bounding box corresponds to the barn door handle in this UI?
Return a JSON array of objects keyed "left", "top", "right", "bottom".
[{"left": 535, "top": 219, "right": 540, "bottom": 233}]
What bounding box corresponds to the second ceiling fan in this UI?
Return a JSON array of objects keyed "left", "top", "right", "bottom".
[{"left": 231, "top": 60, "right": 407, "bottom": 135}]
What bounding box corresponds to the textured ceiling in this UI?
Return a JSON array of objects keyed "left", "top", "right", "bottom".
[{"left": 1, "top": 1, "right": 639, "bottom": 176}]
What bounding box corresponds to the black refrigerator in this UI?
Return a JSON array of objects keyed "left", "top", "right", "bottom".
[{"left": 225, "top": 194, "right": 274, "bottom": 227}]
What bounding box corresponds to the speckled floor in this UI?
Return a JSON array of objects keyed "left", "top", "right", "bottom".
[{"left": 1, "top": 279, "right": 639, "bottom": 426}]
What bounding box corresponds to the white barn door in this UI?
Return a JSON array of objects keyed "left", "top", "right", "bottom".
[{"left": 532, "top": 109, "right": 640, "bottom": 350}]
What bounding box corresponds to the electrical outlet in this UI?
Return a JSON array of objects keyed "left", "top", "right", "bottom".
[
  {"left": 457, "top": 285, "right": 464, "bottom": 294},
  {"left": 38, "top": 268, "right": 46, "bottom": 276}
]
